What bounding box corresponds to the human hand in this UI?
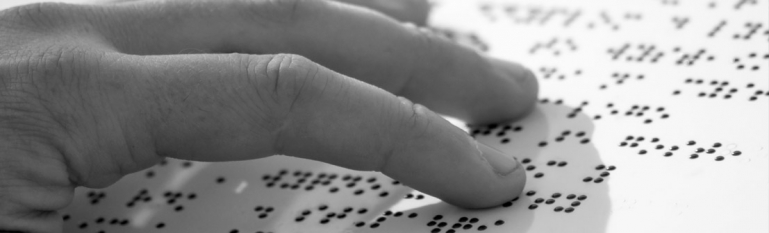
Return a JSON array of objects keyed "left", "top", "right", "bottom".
[{"left": 0, "top": 0, "right": 537, "bottom": 232}]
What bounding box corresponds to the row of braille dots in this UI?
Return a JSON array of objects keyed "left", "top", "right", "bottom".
[
  {"left": 469, "top": 123, "right": 524, "bottom": 144},
  {"left": 525, "top": 190, "right": 588, "bottom": 213},
  {"left": 538, "top": 67, "right": 582, "bottom": 80},
  {"left": 607, "top": 43, "right": 664, "bottom": 63},
  {"left": 404, "top": 193, "right": 428, "bottom": 200},
  {"left": 66, "top": 215, "right": 131, "bottom": 231},
  {"left": 424, "top": 215, "right": 505, "bottom": 232},
  {"left": 537, "top": 129, "right": 591, "bottom": 149},
  {"left": 732, "top": 22, "right": 764, "bottom": 40},
  {"left": 660, "top": 0, "right": 679, "bottom": 6},
  {"left": 734, "top": 52, "right": 768, "bottom": 71},
  {"left": 521, "top": 157, "right": 569, "bottom": 179},
  {"left": 86, "top": 190, "right": 106, "bottom": 205},
  {"left": 145, "top": 159, "right": 194, "bottom": 178},
  {"left": 587, "top": 11, "right": 620, "bottom": 30},
  {"left": 352, "top": 210, "right": 419, "bottom": 228},
  {"left": 479, "top": 4, "right": 582, "bottom": 27},
  {"left": 259, "top": 169, "right": 395, "bottom": 197},
  {"left": 707, "top": 20, "right": 727, "bottom": 37},
  {"left": 671, "top": 16, "right": 689, "bottom": 29},
  {"left": 529, "top": 37, "right": 578, "bottom": 56},
  {"left": 583, "top": 164, "right": 615, "bottom": 183},
  {"left": 599, "top": 72, "right": 644, "bottom": 89},
  {"left": 620, "top": 136, "right": 740, "bottom": 160},
  {"left": 673, "top": 48, "right": 714, "bottom": 66},
  {"left": 604, "top": 103, "right": 669, "bottom": 124},
  {"left": 676, "top": 78, "right": 768, "bottom": 100}
]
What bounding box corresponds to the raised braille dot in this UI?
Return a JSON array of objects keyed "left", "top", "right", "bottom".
[
  {"left": 431, "top": 228, "right": 441, "bottom": 233},
  {"left": 526, "top": 190, "right": 536, "bottom": 196},
  {"left": 379, "top": 192, "right": 389, "bottom": 197},
  {"left": 630, "top": 143, "right": 638, "bottom": 147},
  {"left": 463, "top": 224, "right": 472, "bottom": 230},
  {"left": 427, "top": 221, "right": 437, "bottom": 226},
  {"left": 458, "top": 217, "right": 468, "bottom": 222},
  {"left": 607, "top": 165, "right": 616, "bottom": 170},
  {"left": 595, "top": 164, "right": 605, "bottom": 170},
  {"left": 355, "top": 222, "right": 365, "bottom": 227},
  {"left": 594, "top": 177, "right": 604, "bottom": 183},
  {"left": 469, "top": 218, "right": 479, "bottom": 223},
  {"left": 554, "top": 206, "right": 564, "bottom": 212},
  {"left": 528, "top": 204, "right": 538, "bottom": 209},
  {"left": 538, "top": 142, "right": 548, "bottom": 147},
  {"left": 583, "top": 177, "right": 593, "bottom": 182},
  {"left": 639, "top": 150, "right": 647, "bottom": 154},
  {"left": 156, "top": 223, "right": 165, "bottom": 229},
  {"left": 732, "top": 151, "right": 742, "bottom": 156},
  {"left": 687, "top": 140, "right": 696, "bottom": 145},
  {"left": 433, "top": 215, "right": 443, "bottom": 220},
  {"left": 495, "top": 220, "right": 504, "bottom": 226},
  {"left": 715, "top": 156, "right": 724, "bottom": 161},
  {"left": 526, "top": 165, "right": 536, "bottom": 171},
  {"left": 478, "top": 225, "right": 487, "bottom": 231},
  {"left": 545, "top": 199, "right": 555, "bottom": 204},
  {"left": 664, "top": 152, "right": 673, "bottom": 157},
  {"left": 408, "top": 213, "right": 418, "bottom": 218},
  {"left": 547, "top": 160, "right": 556, "bottom": 166},
  {"left": 690, "top": 154, "right": 699, "bottom": 159},
  {"left": 295, "top": 216, "right": 304, "bottom": 222},
  {"left": 552, "top": 193, "right": 562, "bottom": 198},
  {"left": 565, "top": 207, "right": 575, "bottom": 213},
  {"left": 370, "top": 223, "right": 379, "bottom": 228},
  {"left": 534, "top": 173, "right": 544, "bottom": 178},
  {"left": 534, "top": 198, "right": 544, "bottom": 203},
  {"left": 358, "top": 208, "right": 367, "bottom": 214}
]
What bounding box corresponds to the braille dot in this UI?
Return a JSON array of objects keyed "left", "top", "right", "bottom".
[
  {"left": 216, "top": 177, "right": 225, "bottom": 183},
  {"left": 545, "top": 199, "right": 555, "bottom": 204},
  {"left": 376, "top": 216, "right": 385, "bottom": 222},
  {"left": 427, "top": 221, "right": 437, "bottom": 226},
  {"left": 470, "top": 218, "right": 479, "bottom": 223},
  {"left": 358, "top": 208, "right": 368, "bottom": 214},
  {"left": 478, "top": 225, "right": 487, "bottom": 231},
  {"left": 295, "top": 217, "right": 304, "bottom": 222},
  {"left": 433, "top": 215, "right": 443, "bottom": 220},
  {"left": 447, "top": 230, "right": 456, "bottom": 233},
  {"left": 393, "top": 212, "right": 403, "bottom": 217},
  {"left": 552, "top": 193, "right": 562, "bottom": 198},
  {"left": 319, "top": 205, "right": 328, "bottom": 211},
  {"left": 571, "top": 201, "right": 581, "bottom": 206},
  {"left": 320, "top": 218, "right": 329, "bottom": 224},
  {"left": 600, "top": 171, "right": 610, "bottom": 177},
  {"left": 639, "top": 150, "right": 647, "bottom": 154},
  {"left": 330, "top": 187, "right": 339, "bottom": 193},
  {"left": 522, "top": 158, "right": 531, "bottom": 164},
  {"left": 595, "top": 164, "right": 605, "bottom": 170},
  {"left": 557, "top": 161, "right": 568, "bottom": 167},
  {"left": 63, "top": 215, "right": 70, "bottom": 221},
  {"left": 732, "top": 151, "right": 742, "bottom": 156},
  {"left": 696, "top": 148, "right": 705, "bottom": 152},
  {"left": 690, "top": 154, "right": 699, "bottom": 159},
  {"left": 687, "top": 140, "right": 696, "bottom": 145},
  {"left": 713, "top": 143, "right": 722, "bottom": 147},
  {"left": 620, "top": 142, "right": 628, "bottom": 147},
  {"left": 526, "top": 165, "right": 536, "bottom": 171},
  {"left": 671, "top": 146, "right": 679, "bottom": 150},
  {"left": 554, "top": 206, "right": 564, "bottom": 212},
  {"left": 175, "top": 205, "right": 184, "bottom": 212},
  {"left": 155, "top": 223, "right": 165, "bottom": 229},
  {"left": 607, "top": 165, "right": 616, "bottom": 170},
  {"left": 594, "top": 177, "right": 604, "bottom": 183},
  {"left": 656, "top": 145, "right": 664, "bottom": 149},
  {"left": 328, "top": 213, "right": 338, "bottom": 218},
  {"left": 538, "top": 142, "right": 548, "bottom": 147},
  {"left": 459, "top": 217, "right": 468, "bottom": 222},
  {"left": 370, "top": 223, "right": 379, "bottom": 228},
  {"left": 715, "top": 156, "right": 724, "bottom": 161},
  {"left": 354, "top": 189, "right": 364, "bottom": 195},
  {"left": 463, "top": 224, "right": 473, "bottom": 229},
  {"left": 408, "top": 213, "right": 418, "bottom": 218},
  {"left": 526, "top": 190, "right": 536, "bottom": 196},
  {"left": 431, "top": 228, "right": 441, "bottom": 233},
  {"left": 384, "top": 210, "right": 393, "bottom": 216},
  {"left": 707, "top": 149, "right": 715, "bottom": 154},
  {"left": 547, "top": 160, "right": 556, "bottom": 166},
  {"left": 630, "top": 143, "right": 638, "bottom": 147},
  {"left": 583, "top": 177, "right": 593, "bottom": 182},
  {"left": 578, "top": 195, "right": 587, "bottom": 200},
  {"left": 258, "top": 213, "right": 268, "bottom": 219},
  {"left": 355, "top": 222, "right": 365, "bottom": 227},
  {"left": 565, "top": 207, "right": 575, "bottom": 213},
  {"left": 534, "top": 198, "right": 544, "bottom": 203},
  {"left": 379, "top": 192, "right": 389, "bottom": 197},
  {"left": 495, "top": 220, "right": 505, "bottom": 226}
]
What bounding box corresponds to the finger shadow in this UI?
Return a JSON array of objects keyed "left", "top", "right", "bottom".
[{"left": 353, "top": 103, "right": 611, "bottom": 233}]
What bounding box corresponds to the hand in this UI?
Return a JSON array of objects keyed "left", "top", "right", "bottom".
[{"left": 0, "top": 0, "right": 537, "bottom": 232}]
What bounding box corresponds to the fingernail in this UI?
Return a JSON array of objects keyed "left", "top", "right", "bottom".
[{"left": 478, "top": 142, "right": 520, "bottom": 176}]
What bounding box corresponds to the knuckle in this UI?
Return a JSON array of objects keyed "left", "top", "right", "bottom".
[{"left": 251, "top": 54, "right": 321, "bottom": 104}]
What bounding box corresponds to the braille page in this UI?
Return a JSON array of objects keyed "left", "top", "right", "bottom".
[{"left": 60, "top": 0, "right": 769, "bottom": 233}]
